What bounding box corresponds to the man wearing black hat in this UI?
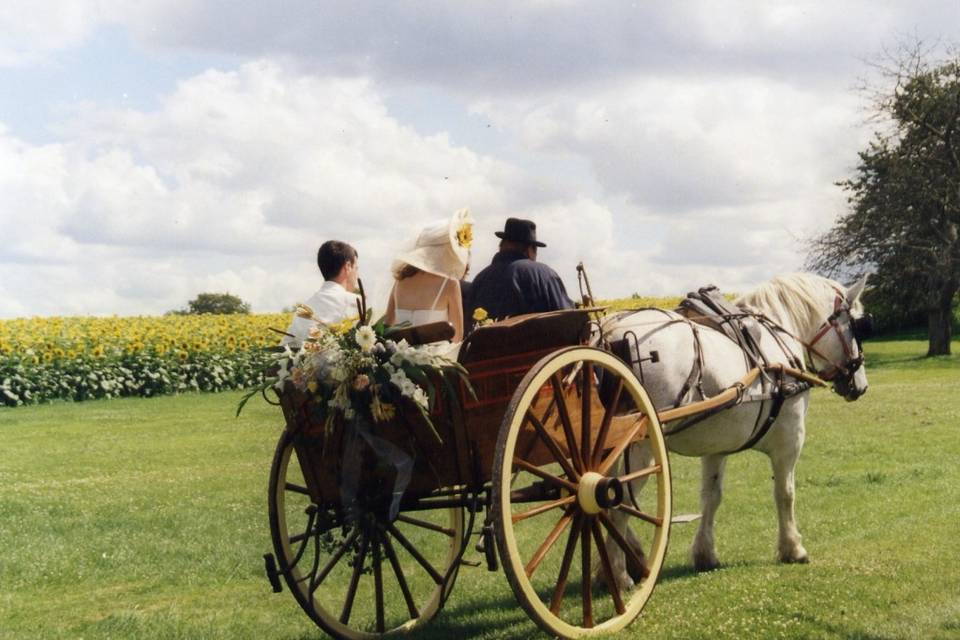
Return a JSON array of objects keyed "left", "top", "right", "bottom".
[{"left": 466, "top": 218, "right": 574, "bottom": 326}]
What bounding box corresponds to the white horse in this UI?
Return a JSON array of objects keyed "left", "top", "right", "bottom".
[{"left": 600, "top": 272, "right": 870, "bottom": 585}]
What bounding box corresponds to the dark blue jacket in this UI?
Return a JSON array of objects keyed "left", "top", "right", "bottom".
[{"left": 467, "top": 251, "right": 574, "bottom": 323}]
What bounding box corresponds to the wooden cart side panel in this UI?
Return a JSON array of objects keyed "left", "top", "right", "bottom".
[{"left": 280, "top": 388, "right": 466, "bottom": 504}]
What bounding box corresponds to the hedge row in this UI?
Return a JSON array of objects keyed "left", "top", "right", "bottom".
[{"left": 0, "top": 349, "right": 275, "bottom": 407}]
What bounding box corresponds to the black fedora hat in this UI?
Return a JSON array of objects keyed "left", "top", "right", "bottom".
[{"left": 494, "top": 217, "right": 547, "bottom": 247}]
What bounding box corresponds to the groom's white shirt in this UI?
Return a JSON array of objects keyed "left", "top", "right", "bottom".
[{"left": 282, "top": 280, "right": 360, "bottom": 346}]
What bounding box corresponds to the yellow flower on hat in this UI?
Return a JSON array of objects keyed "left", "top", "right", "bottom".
[{"left": 456, "top": 222, "right": 473, "bottom": 248}]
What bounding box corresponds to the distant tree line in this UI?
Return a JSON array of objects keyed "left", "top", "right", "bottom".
[{"left": 168, "top": 293, "right": 251, "bottom": 316}]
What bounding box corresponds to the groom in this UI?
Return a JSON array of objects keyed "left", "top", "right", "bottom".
[
  {"left": 467, "top": 218, "right": 573, "bottom": 326},
  {"left": 283, "top": 240, "right": 360, "bottom": 346}
]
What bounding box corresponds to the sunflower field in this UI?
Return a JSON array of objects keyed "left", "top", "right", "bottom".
[
  {"left": 0, "top": 297, "right": 691, "bottom": 408},
  {"left": 0, "top": 313, "right": 289, "bottom": 407}
]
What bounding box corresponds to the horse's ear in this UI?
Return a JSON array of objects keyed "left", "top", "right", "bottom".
[{"left": 845, "top": 274, "right": 869, "bottom": 303}]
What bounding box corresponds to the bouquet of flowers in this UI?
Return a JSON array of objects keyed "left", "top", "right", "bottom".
[{"left": 240, "top": 300, "right": 471, "bottom": 443}]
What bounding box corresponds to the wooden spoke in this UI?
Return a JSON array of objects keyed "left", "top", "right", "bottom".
[
  {"left": 284, "top": 482, "right": 310, "bottom": 495},
  {"left": 511, "top": 495, "right": 576, "bottom": 524},
  {"left": 387, "top": 523, "right": 445, "bottom": 584},
  {"left": 581, "top": 515, "right": 594, "bottom": 628},
  {"left": 551, "top": 373, "right": 585, "bottom": 474},
  {"left": 339, "top": 532, "right": 370, "bottom": 625},
  {"left": 287, "top": 508, "right": 318, "bottom": 565},
  {"left": 591, "top": 377, "right": 623, "bottom": 467},
  {"left": 524, "top": 509, "right": 575, "bottom": 578},
  {"left": 525, "top": 409, "right": 580, "bottom": 482},
  {"left": 597, "top": 513, "right": 648, "bottom": 584},
  {"left": 550, "top": 514, "right": 583, "bottom": 614},
  {"left": 309, "top": 528, "right": 362, "bottom": 594},
  {"left": 617, "top": 464, "right": 662, "bottom": 484},
  {"left": 298, "top": 525, "right": 324, "bottom": 589},
  {"left": 381, "top": 530, "right": 420, "bottom": 619},
  {"left": 596, "top": 415, "right": 649, "bottom": 476},
  {"left": 395, "top": 513, "right": 456, "bottom": 537},
  {"left": 289, "top": 526, "right": 319, "bottom": 545},
  {"left": 512, "top": 457, "right": 578, "bottom": 493},
  {"left": 372, "top": 532, "right": 385, "bottom": 633},
  {"left": 270, "top": 431, "right": 466, "bottom": 635},
  {"left": 615, "top": 503, "right": 663, "bottom": 527},
  {"left": 591, "top": 518, "right": 625, "bottom": 615},
  {"left": 581, "top": 362, "right": 593, "bottom": 469}
]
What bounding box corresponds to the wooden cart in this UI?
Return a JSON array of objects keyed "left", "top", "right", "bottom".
[{"left": 265, "top": 309, "right": 672, "bottom": 639}]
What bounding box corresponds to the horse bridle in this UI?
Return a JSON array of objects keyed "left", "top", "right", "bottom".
[{"left": 803, "top": 295, "right": 873, "bottom": 382}]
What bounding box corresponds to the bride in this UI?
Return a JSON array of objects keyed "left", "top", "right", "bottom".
[{"left": 385, "top": 208, "right": 473, "bottom": 342}]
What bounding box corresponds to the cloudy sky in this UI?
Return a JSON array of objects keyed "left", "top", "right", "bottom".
[{"left": 1, "top": 1, "right": 957, "bottom": 318}]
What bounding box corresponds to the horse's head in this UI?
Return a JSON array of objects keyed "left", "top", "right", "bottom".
[{"left": 805, "top": 275, "right": 871, "bottom": 401}]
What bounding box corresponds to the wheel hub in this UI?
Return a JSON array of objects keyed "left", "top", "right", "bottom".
[{"left": 576, "top": 471, "right": 623, "bottom": 514}]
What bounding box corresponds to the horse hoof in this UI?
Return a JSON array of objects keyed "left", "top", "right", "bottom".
[
  {"left": 597, "top": 568, "right": 634, "bottom": 593},
  {"left": 627, "top": 554, "right": 650, "bottom": 583},
  {"left": 692, "top": 553, "right": 720, "bottom": 572},
  {"left": 779, "top": 545, "right": 809, "bottom": 564},
  {"left": 780, "top": 552, "right": 810, "bottom": 564}
]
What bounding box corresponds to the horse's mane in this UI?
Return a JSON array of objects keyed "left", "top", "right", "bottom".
[{"left": 736, "top": 272, "right": 860, "bottom": 337}]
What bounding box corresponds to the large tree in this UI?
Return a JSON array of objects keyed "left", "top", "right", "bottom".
[{"left": 809, "top": 44, "right": 960, "bottom": 356}]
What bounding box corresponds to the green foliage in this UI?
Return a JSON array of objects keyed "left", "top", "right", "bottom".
[
  {"left": 0, "top": 349, "right": 275, "bottom": 407},
  {"left": 808, "top": 44, "right": 960, "bottom": 354},
  {"left": 182, "top": 292, "right": 252, "bottom": 315}
]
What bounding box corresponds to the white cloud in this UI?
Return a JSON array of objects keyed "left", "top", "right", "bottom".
[
  {"left": 103, "top": 1, "right": 960, "bottom": 93},
  {"left": 0, "top": 58, "right": 876, "bottom": 317},
  {"left": 3, "top": 2, "right": 958, "bottom": 317},
  {"left": 0, "top": 0, "right": 108, "bottom": 67},
  {"left": 0, "top": 61, "right": 538, "bottom": 317},
  {"left": 475, "top": 77, "right": 867, "bottom": 214}
]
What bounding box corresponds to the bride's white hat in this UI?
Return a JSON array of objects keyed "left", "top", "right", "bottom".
[{"left": 392, "top": 208, "right": 474, "bottom": 280}]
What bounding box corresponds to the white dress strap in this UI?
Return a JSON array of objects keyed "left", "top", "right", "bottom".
[{"left": 429, "top": 278, "right": 449, "bottom": 310}]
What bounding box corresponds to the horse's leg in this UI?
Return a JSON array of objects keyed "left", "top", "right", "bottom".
[
  {"left": 766, "top": 421, "right": 809, "bottom": 564},
  {"left": 691, "top": 453, "right": 727, "bottom": 571},
  {"left": 602, "top": 442, "right": 652, "bottom": 590}
]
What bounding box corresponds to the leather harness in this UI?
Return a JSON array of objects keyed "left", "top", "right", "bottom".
[{"left": 610, "top": 286, "right": 862, "bottom": 453}]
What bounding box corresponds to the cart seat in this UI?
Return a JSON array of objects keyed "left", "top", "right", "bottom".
[
  {"left": 456, "top": 309, "right": 595, "bottom": 409},
  {"left": 458, "top": 309, "right": 593, "bottom": 365},
  {"left": 387, "top": 320, "right": 455, "bottom": 346}
]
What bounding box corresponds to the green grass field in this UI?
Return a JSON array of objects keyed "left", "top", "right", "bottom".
[{"left": 1, "top": 337, "right": 959, "bottom": 639}]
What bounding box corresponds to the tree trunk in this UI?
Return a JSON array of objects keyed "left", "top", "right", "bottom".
[{"left": 926, "top": 291, "right": 955, "bottom": 356}]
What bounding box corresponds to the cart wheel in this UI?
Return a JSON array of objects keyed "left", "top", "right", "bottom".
[
  {"left": 492, "top": 346, "right": 671, "bottom": 638},
  {"left": 268, "top": 431, "right": 466, "bottom": 639}
]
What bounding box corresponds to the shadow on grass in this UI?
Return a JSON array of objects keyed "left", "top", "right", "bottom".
[
  {"left": 406, "top": 590, "right": 538, "bottom": 640},
  {"left": 658, "top": 563, "right": 701, "bottom": 582},
  {"left": 281, "top": 589, "right": 538, "bottom": 640},
  {"left": 283, "top": 560, "right": 798, "bottom": 640}
]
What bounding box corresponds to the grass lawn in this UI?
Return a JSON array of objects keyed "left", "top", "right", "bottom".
[{"left": 1, "top": 337, "right": 959, "bottom": 639}]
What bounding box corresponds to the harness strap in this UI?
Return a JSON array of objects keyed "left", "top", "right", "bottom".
[
  {"left": 762, "top": 316, "right": 805, "bottom": 371},
  {"left": 674, "top": 319, "right": 706, "bottom": 408},
  {"left": 732, "top": 367, "right": 785, "bottom": 453}
]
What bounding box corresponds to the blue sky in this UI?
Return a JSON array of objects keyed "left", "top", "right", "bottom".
[{"left": 1, "top": 2, "right": 958, "bottom": 318}]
